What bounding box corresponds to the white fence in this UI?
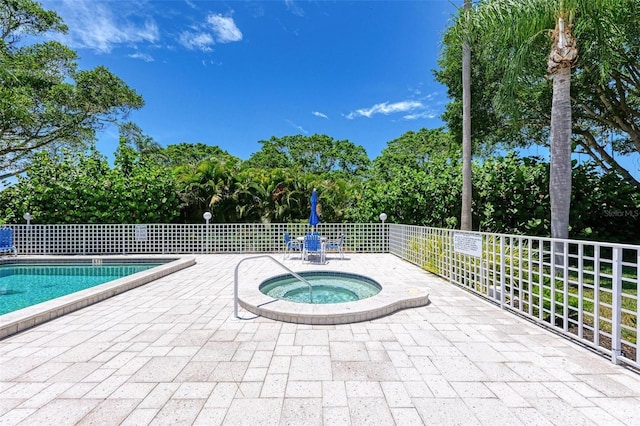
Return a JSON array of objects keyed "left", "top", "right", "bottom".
[
  {"left": 389, "top": 224, "right": 640, "bottom": 370},
  {"left": 4, "top": 222, "right": 638, "bottom": 369},
  {"left": 6, "top": 223, "right": 387, "bottom": 255}
]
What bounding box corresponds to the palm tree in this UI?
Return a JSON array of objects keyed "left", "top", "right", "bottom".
[
  {"left": 460, "top": 0, "right": 472, "bottom": 231},
  {"left": 173, "top": 158, "right": 239, "bottom": 222},
  {"left": 457, "top": 0, "right": 630, "bottom": 240}
]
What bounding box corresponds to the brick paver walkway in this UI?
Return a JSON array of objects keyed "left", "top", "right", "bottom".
[{"left": 1, "top": 254, "right": 639, "bottom": 425}]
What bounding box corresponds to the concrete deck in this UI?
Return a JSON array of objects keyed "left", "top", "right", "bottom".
[{"left": 1, "top": 254, "right": 639, "bottom": 425}]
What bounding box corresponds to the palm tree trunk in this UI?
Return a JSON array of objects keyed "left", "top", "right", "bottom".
[
  {"left": 461, "top": 0, "right": 473, "bottom": 231},
  {"left": 550, "top": 65, "right": 572, "bottom": 241}
]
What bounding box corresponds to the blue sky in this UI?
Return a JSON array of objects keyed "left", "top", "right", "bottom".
[
  {"left": 40, "top": 0, "right": 461, "bottom": 161},
  {"left": 36, "top": 0, "right": 640, "bottom": 180}
]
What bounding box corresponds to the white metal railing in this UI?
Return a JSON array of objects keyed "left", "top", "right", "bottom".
[
  {"left": 233, "top": 255, "right": 313, "bottom": 318},
  {"left": 389, "top": 224, "right": 640, "bottom": 370},
  {"left": 5, "top": 223, "right": 387, "bottom": 255}
]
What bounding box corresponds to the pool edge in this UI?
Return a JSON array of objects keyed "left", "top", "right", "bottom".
[{"left": 0, "top": 255, "right": 195, "bottom": 340}]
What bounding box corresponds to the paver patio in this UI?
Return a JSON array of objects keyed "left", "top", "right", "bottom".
[{"left": 1, "top": 254, "right": 639, "bottom": 425}]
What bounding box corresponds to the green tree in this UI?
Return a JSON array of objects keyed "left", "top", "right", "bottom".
[
  {"left": 233, "top": 168, "right": 301, "bottom": 223},
  {"left": 0, "top": 0, "right": 144, "bottom": 179},
  {"left": 345, "top": 149, "right": 639, "bottom": 243},
  {"left": 473, "top": 155, "right": 550, "bottom": 235},
  {"left": 371, "top": 128, "right": 457, "bottom": 181},
  {"left": 246, "top": 134, "right": 370, "bottom": 178},
  {"left": 348, "top": 154, "right": 462, "bottom": 227},
  {"left": 0, "top": 143, "right": 179, "bottom": 224},
  {"left": 350, "top": 128, "right": 460, "bottom": 226},
  {"left": 439, "top": 0, "right": 640, "bottom": 188},
  {"left": 118, "top": 122, "right": 161, "bottom": 158},
  {"left": 473, "top": 155, "right": 640, "bottom": 243},
  {"left": 230, "top": 168, "right": 352, "bottom": 224},
  {"left": 448, "top": 0, "right": 638, "bottom": 241},
  {"left": 161, "top": 143, "right": 237, "bottom": 168},
  {"left": 155, "top": 143, "right": 240, "bottom": 222},
  {"left": 312, "top": 177, "right": 353, "bottom": 223},
  {"left": 570, "top": 164, "right": 640, "bottom": 243},
  {"left": 110, "top": 141, "right": 180, "bottom": 223},
  {"left": 173, "top": 156, "right": 240, "bottom": 223}
]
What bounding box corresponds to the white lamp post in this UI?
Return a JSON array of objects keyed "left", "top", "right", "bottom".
[
  {"left": 23, "top": 213, "right": 32, "bottom": 226},
  {"left": 203, "top": 212, "right": 212, "bottom": 253},
  {"left": 379, "top": 213, "right": 387, "bottom": 252},
  {"left": 203, "top": 211, "right": 212, "bottom": 224}
]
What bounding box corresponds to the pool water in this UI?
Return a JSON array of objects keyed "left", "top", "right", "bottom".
[
  {"left": 0, "top": 264, "right": 161, "bottom": 315},
  {"left": 260, "top": 271, "right": 381, "bottom": 304}
]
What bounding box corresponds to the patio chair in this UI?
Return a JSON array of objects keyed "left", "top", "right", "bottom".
[
  {"left": 0, "top": 228, "right": 17, "bottom": 256},
  {"left": 283, "top": 232, "right": 302, "bottom": 259},
  {"left": 325, "top": 233, "right": 345, "bottom": 259},
  {"left": 303, "top": 232, "right": 325, "bottom": 264}
]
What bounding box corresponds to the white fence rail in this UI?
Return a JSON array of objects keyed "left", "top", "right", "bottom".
[
  {"left": 389, "top": 224, "right": 640, "bottom": 370},
  {"left": 6, "top": 223, "right": 386, "bottom": 255}
]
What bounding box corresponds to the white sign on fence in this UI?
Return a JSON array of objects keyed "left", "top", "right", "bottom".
[
  {"left": 453, "top": 232, "right": 482, "bottom": 258},
  {"left": 134, "top": 225, "right": 148, "bottom": 242}
]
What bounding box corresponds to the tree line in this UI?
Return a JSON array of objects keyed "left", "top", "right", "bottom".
[{"left": 1, "top": 128, "right": 638, "bottom": 243}]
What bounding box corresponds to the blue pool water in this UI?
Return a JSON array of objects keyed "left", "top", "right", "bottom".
[
  {"left": 0, "top": 263, "right": 161, "bottom": 315},
  {"left": 260, "top": 271, "right": 381, "bottom": 304}
]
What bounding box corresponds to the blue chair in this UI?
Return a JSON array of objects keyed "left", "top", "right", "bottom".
[
  {"left": 303, "top": 232, "right": 325, "bottom": 263},
  {"left": 283, "top": 232, "right": 302, "bottom": 259},
  {"left": 0, "top": 228, "right": 17, "bottom": 256},
  {"left": 325, "top": 234, "right": 345, "bottom": 259}
]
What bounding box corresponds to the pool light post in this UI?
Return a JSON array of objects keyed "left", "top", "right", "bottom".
[
  {"left": 203, "top": 212, "right": 212, "bottom": 253},
  {"left": 23, "top": 213, "right": 33, "bottom": 253},
  {"left": 379, "top": 213, "right": 387, "bottom": 252}
]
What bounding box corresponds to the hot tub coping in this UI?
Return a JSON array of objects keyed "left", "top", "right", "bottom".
[{"left": 238, "top": 268, "right": 430, "bottom": 325}]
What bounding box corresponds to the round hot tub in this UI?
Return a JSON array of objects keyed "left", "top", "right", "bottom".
[
  {"left": 237, "top": 263, "right": 430, "bottom": 325},
  {"left": 260, "top": 271, "right": 381, "bottom": 304}
]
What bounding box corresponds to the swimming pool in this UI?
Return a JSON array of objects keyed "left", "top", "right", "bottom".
[
  {"left": 0, "top": 256, "right": 195, "bottom": 339},
  {"left": 1, "top": 263, "right": 161, "bottom": 315}
]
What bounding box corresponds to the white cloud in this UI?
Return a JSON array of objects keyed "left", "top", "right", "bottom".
[
  {"left": 312, "top": 111, "right": 328, "bottom": 119},
  {"left": 346, "top": 100, "right": 424, "bottom": 119},
  {"left": 206, "top": 14, "right": 243, "bottom": 43},
  {"left": 129, "top": 52, "right": 155, "bottom": 62},
  {"left": 285, "top": 0, "right": 305, "bottom": 17},
  {"left": 403, "top": 111, "right": 438, "bottom": 120},
  {"left": 42, "top": 1, "right": 242, "bottom": 56},
  {"left": 177, "top": 13, "right": 242, "bottom": 52},
  {"left": 179, "top": 31, "right": 215, "bottom": 51},
  {"left": 43, "top": 0, "right": 159, "bottom": 53},
  {"left": 286, "top": 120, "right": 308, "bottom": 134}
]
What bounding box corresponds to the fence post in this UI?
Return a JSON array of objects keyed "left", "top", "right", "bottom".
[
  {"left": 201, "top": 224, "right": 205, "bottom": 254},
  {"left": 500, "top": 235, "right": 505, "bottom": 309},
  {"left": 448, "top": 230, "right": 453, "bottom": 284},
  {"left": 611, "top": 247, "right": 623, "bottom": 364}
]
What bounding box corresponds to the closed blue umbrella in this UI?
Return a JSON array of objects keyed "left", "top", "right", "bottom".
[{"left": 309, "top": 188, "right": 320, "bottom": 228}]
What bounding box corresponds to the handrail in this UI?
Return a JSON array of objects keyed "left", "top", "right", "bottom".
[{"left": 234, "top": 255, "right": 313, "bottom": 318}]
